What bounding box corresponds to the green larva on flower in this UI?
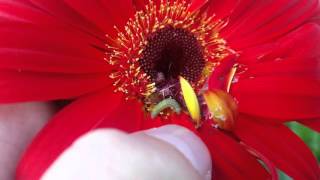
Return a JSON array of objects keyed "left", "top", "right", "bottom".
[{"left": 151, "top": 98, "right": 182, "bottom": 118}]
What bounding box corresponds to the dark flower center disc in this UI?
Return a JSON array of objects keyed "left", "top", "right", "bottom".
[{"left": 139, "top": 26, "right": 205, "bottom": 86}]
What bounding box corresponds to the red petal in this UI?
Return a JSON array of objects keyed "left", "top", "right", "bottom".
[
  {"left": 199, "top": 123, "right": 269, "bottom": 180},
  {"left": 243, "top": 144, "right": 279, "bottom": 179},
  {"left": 231, "top": 24, "right": 320, "bottom": 122},
  {"left": 235, "top": 116, "right": 320, "bottom": 180},
  {"left": 259, "top": 23, "right": 320, "bottom": 60},
  {"left": 189, "top": 0, "right": 208, "bottom": 11},
  {"left": 0, "top": 49, "right": 110, "bottom": 74},
  {"left": 0, "top": 22, "right": 103, "bottom": 59},
  {"left": 64, "top": 0, "right": 134, "bottom": 36},
  {"left": 237, "top": 23, "right": 320, "bottom": 65},
  {"left": 0, "top": 5, "right": 113, "bottom": 102},
  {"left": 141, "top": 116, "right": 166, "bottom": 130},
  {"left": 141, "top": 113, "right": 197, "bottom": 134},
  {"left": 0, "top": 1, "right": 103, "bottom": 48},
  {"left": 0, "top": 70, "right": 110, "bottom": 103},
  {"left": 28, "top": 0, "right": 105, "bottom": 39},
  {"left": 132, "top": 0, "right": 147, "bottom": 10},
  {"left": 201, "top": 0, "right": 238, "bottom": 20},
  {"left": 170, "top": 113, "right": 198, "bottom": 134},
  {"left": 223, "top": 0, "right": 320, "bottom": 49},
  {"left": 16, "top": 89, "right": 143, "bottom": 180},
  {"left": 232, "top": 76, "right": 320, "bottom": 121},
  {"left": 239, "top": 57, "right": 319, "bottom": 78},
  {"left": 300, "top": 119, "right": 320, "bottom": 133},
  {"left": 208, "top": 54, "right": 236, "bottom": 90}
]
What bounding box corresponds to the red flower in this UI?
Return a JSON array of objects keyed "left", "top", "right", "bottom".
[{"left": 0, "top": 0, "right": 319, "bottom": 179}]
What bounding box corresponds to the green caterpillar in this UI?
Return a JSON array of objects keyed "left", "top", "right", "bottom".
[{"left": 151, "top": 98, "right": 181, "bottom": 118}]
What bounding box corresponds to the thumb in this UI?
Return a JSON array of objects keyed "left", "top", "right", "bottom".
[
  {"left": 42, "top": 125, "right": 212, "bottom": 180},
  {"left": 136, "top": 125, "right": 212, "bottom": 180}
]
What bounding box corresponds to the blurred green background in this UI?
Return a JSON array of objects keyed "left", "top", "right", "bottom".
[{"left": 279, "top": 122, "right": 320, "bottom": 180}]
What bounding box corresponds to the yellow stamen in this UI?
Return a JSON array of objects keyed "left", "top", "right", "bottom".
[
  {"left": 179, "top": 76, "right": 201, "bottom": 124},
  {"left": 226, "top": 66, "right": 237, "bottom": 93},
  {"left": 203, "top": 90, "right": 236, "bottom": 130}
]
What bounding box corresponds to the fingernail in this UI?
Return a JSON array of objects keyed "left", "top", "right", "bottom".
[{"left": 143, "top": 125, "right": 212, "bottom": 180}]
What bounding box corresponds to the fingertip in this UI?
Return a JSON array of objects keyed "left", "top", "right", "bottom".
[{"left": 142, "top": 125, "right": 212, "bottom": 180}]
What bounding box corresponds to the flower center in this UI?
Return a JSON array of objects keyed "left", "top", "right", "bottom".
[
  {"left": 106, "top": 0, "right": 235, "bottom": 125},
  {"left": 139, "top": 26, "right": 205, "bottom": 85}
]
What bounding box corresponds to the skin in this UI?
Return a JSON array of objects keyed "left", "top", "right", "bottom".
[
  {"left": 0, "top": 103, "right": 211, "bottom": 180},
  {"left": 0, "top": 102, "right": 56, "bottom": 180}
]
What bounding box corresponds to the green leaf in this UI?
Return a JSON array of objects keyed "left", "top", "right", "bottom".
[
  {"left": 278, "top": 170, "right": 292, "bottom": 180},
  {"left": 287, "top": 122, "right": 320, "bottom": 161},
  {"left": 278, "top": 122, "right": 320, "bottom": 179}
]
